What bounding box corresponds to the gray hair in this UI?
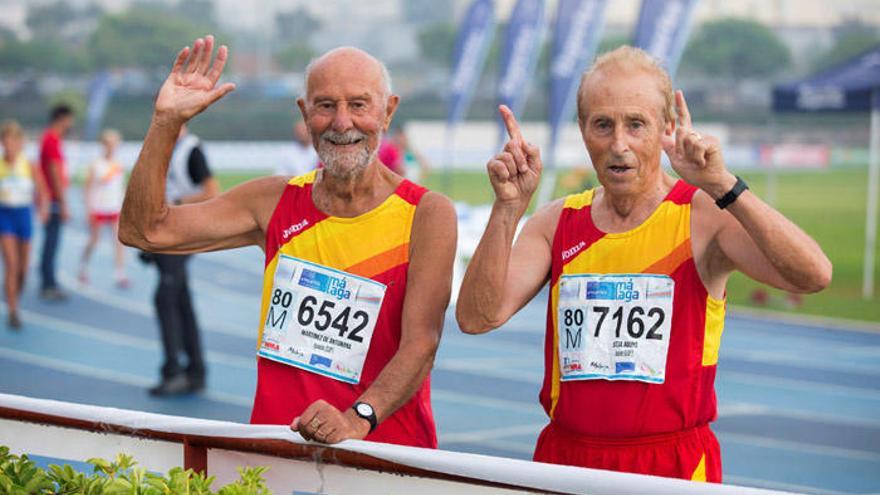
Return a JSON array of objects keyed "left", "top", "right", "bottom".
[{"left": 302, "top": 47, "right": 393, "bottom": 99}]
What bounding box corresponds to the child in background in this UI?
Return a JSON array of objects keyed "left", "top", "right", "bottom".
[
  {"left": 79, "top": 129, "right": 128, "bottom": 288},
  {"left": 0, "top": 120, "right": 49, "bottom": 329}
]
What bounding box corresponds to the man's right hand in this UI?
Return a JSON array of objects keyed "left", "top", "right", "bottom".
[
  {"left": 487, "top": 105, "right": 542, "bottom": 212},
  {"left": 154, "top": 35, "right": 236, "bottom": 125}
]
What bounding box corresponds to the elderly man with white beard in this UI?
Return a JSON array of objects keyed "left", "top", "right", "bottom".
[{"left": 120, "top": 36, "right": 457, "bottom": 447}]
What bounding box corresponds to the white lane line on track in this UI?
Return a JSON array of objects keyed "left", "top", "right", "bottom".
[
  {"left": 722, "top": 371, "right": 880, "bottom": 400},
  {"left": 0, "top": 347, "right": 252, "bottom": 407},
  {"left": 0, "top": 302, "right": 256, "bottom": 371},
  {"left": 724, "top": 475, "right": 855, "bottom": 495},
  {"left": 720, "top": 431, "right": 880, "bottom": 462},
  {"left": 717, "top": 400, "right": 880, "bottom": 429},
  {"left": 431, "top": 389, "right": 544, "bottom": 415},
  {"left": 57, "top": 271, "right": 255, "bottom": 340},
  {"left": 433, "top": 359, "right": 543, "bottom": 384},
  {"left": 441, "top": 424, "right": 545, "bottom": 443},
  {"left": 442, "top": 437, "right": 536, "bottom": 456}
]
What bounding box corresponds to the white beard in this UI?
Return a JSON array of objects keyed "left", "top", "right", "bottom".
[{"left": 317, "top": 129, "right": 380, "bottom": 180}]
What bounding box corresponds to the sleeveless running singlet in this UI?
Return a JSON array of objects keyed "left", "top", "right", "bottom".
[
  {"left": 535, "top": 180, "right": 725, "bottom": 481},
  {"left": 250, "top": 171, "right": 437, "bottom": 448}
]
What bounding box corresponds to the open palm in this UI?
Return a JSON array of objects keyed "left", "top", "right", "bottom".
[{"left": 155, "top": 35, "right": 236, "bottom": 123}]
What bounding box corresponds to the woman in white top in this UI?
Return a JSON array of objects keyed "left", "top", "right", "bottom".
[
  {"left": 0, "top": 120, "right": 48, "bottom": 328},
  {"left": 79, "top": 129, "right": 128, "bottom": 287}
]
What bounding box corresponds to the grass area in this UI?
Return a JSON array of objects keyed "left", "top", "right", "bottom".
[{"left": 217, "top": 166, "right": 880, "bottom": 323}]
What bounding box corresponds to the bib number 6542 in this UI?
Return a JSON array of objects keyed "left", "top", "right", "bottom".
[{"left": 296, "top": 294, "right": 367, "bottom": 343}]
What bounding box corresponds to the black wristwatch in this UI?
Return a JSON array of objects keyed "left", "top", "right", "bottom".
[
  {"left": 715, "top": 176, "right": 748, "bottom": 209},
  {"left": 352, "top": 401, "right": 378, "bottom": 433}
]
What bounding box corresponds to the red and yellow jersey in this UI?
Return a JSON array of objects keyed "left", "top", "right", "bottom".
[
  {"left": 250, "top": 170, "right": 437, "bottom": 448},
  {"left": 542, "top": 180, "right": 725, "bottom": 437}
]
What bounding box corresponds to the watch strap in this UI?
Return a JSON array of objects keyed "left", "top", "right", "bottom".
[
  {"left": 715, "top": 176, "right": 748, "bottom": 209},
  {"left": 352, "top": 402, "right": 378, "bottom": 433}
]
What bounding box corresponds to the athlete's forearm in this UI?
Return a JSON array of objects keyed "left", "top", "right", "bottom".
[
  {"left": 119, "top": 116, "right": 181, "bottom": 249},
  {"left": 725, "top": 190, "right": 831, "bottom": 293},
  {"left": 356, "top": 337, "right": 438, "bottom": 423},
  {"left": 456, "top": 203, "right": 522, "bottom": 334}
]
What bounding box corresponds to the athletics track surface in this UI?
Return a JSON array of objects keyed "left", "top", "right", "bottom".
[{"left": 0, "top": 188, "right": 877, "bottom": 495}]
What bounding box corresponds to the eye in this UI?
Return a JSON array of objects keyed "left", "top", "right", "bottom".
[{"left": 630, "top": 120, "right": 645, "bottom": 130}]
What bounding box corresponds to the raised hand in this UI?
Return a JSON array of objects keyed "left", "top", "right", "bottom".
[
  {"left": 487, "top": 105, "right": 542, "bottom": 210},
  {"left": 662, "top": 90, "right": 735, "bottom": 198},
  {"left": 154, "top": 35, "right": 236, "bottom": 125}
]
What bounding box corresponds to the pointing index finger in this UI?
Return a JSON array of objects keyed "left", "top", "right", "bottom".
[
  {"left": 675, "top": 90, "right": 692, "bottom": 128},
  {"left": 499, "top": 105, "right": 524, "bottom": 143}
]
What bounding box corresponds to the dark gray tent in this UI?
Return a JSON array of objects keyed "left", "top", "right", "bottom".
[{"left": 773, "top": 45, "right": 880, "bottom": 298}]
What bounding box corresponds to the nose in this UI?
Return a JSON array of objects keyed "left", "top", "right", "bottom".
[
  {"left": 610, "top": 125, "right": 628, "bottom": 155},
  {"left": 331, "top": 104, "right": 354, "bottom": 133}
]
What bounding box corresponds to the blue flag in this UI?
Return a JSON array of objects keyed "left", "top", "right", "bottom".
[
  {"left": 633, "top": 0, "right": 699, "bottom": 77},
  {"left": 547, "top": 0, "right": 608, "bottom": 158},
  {"left": 496, "top": 0, "right": 545, "bottom": 141},
  {"left": 448, "top": 0, "right": 496, "bottom": 127},
  {"left": 84, "top": 71, "right": 115, "bottom": 141}
]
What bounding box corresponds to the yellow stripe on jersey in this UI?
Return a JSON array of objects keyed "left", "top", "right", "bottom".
[
  {"left": 564, "top": 202, "right": 691, "bottom": 275},
  {"left": 702, "top": 295, "right": 726, "bottom": 366}
]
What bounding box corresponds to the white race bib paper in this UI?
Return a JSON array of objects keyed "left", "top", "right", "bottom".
[
  {"left": 557, "top": 274, "right": 674, "bottom": 384},
  {"left": 258, "top": 254, "right": 387, "bottom": 384}
]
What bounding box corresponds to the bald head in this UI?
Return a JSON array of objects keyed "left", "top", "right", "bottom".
[{"left": 304, "top": 47, "right": 392, "bottom": 100}]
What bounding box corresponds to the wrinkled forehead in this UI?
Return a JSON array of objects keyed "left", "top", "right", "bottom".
[
  {"left": 305, "top": 52, "right": 387, "bottom": 101},
  {"left": 581, "top": 67, "right": 667, "bottom": 119}
]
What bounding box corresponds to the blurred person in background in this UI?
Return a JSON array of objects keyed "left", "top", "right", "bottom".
[
  {"left": 143, "top": 122, "right": 219, "bottom": 396},
  {"left": 275, "top": 120, "right": 318, "bottom": 177},
  {"left": 379, "top": 127, "right": 430, "bottom": 183},
  {"left": 79, "top": 129, "right": 129, "bottom": 288},
  {"left": 38, "top": 104, "right": 74, "bottom": 301},
  {"left": 0, "top": 120, "right": 49, "bottom": 329},
  {"left": 120, "top": 36, "right": 456, "bottom": 447},
  {"left": 457, "top": 46, "right": 831, "bottom": 482}
]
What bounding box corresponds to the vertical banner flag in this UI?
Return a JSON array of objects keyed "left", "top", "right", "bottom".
[
  {"left": 540, "top": 0, "right": 607, "bottom": 205},
  {"left": 496, "top": 0, "right": 545, "bottom": 146},
  {"left": 84, "top": 71, "right": 115, "bottom": 141},
  {"left": 633, "top": 0, "right": 699, "bottom": 77},
  {"left": 447, "top": 0, "right": 496, "bottom": 127},
  {"left": 444, "top": 0, "right": 495, "bottom": 191}
]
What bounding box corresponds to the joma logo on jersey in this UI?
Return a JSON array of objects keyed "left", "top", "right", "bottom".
[
  {"left": 282, "top": 219, "right": 309, "bottom": 240},
  {"left": 298, "top": 269, "right": 352, "bottom": 300},
  {"left": 586, "top": 280, "right": 640, "bottom": 302},
  {"left": 561, "top": 241, "right": 586, "bottom": 261}
]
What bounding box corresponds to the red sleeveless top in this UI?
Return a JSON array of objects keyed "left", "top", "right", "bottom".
[
  {"left": 250, "top": 171, "right": 437, "bottom": 448},
  {"left": 542, "top": 180, "right": 726, "bottom": 437}
]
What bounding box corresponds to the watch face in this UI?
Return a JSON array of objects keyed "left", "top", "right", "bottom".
[{"left": 356, "top": 403, "right": 374, "bottom": 416}]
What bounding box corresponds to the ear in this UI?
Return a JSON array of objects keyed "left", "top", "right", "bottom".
[
  {"left": 664, "top": 116, "right": 675, "bottom": 138},
  {"left": 383, "top": 95, "right": 400, "bottom": 132},
  {"left": 296, "top": 97, "right": 307, "bottom": 120}
]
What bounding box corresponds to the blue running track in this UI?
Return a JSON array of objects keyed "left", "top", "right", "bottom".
[{"left": 0, "top": 188, "right": 877, "bottom": 494}]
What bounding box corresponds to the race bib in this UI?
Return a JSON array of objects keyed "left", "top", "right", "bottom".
[
  {"left": 258, "top": 254, "right": 386, "bottom": 384},
  {"left": 557, "top": 274, "right": 674, "bottom": 384}
]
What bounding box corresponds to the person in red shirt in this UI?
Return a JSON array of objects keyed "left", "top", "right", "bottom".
[{"left": 38, "top": 104, "right": 74, "bottom": 301}]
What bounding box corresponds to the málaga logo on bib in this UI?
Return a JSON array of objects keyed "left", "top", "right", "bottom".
[{"left": 298, "top": 269, "right": 352, "bottom": 301}]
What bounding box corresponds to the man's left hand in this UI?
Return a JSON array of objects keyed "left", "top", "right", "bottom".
[
  {"left": 662, "top": 90, "right": 736, "bottom": 199},
  {"left": 291, "top": 399, "right": 371, "bottom": 444}
]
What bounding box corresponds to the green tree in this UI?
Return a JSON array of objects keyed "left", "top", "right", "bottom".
[
  {"left": 276, "top": 41, "right": 315, "bottom": 71},
  {"left": 681, "top": 17, "right": 791, "bottom": 79},
  {"left": 275, "top": 7, "right": 322, "bottom": 43},
  {"left": 88, "top": 7, "right": 220, "bottom": 70},
  {"left": 0, "top": 39, "right": 89, "bottom": 73},
  {"left": 597, "top": 33, "right": 630, "bottom": 55},
  {"left": 417, "top": 22, "right": 457, "bottom": 66},
  {"left": 812, "top": 21, "right": 879, "bottom": 72}
]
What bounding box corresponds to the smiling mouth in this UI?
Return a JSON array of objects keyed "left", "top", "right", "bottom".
[
  {"left": 326, "top": 138, "right": 364, "bottom": 146},
  {"left": 609, "top": 165, "right": 632, "bottom": 173}
]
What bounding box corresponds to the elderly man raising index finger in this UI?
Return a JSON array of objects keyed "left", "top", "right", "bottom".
[
  {"left": 120, "top": 35, "right": 457, "bottom": 448},
  {"left": 457, "top": 46, "right": 831, "bottom": 482}
]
